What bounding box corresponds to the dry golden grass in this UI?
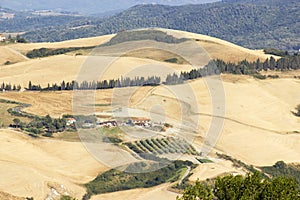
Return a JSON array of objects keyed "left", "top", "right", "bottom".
[
  {"left": 0, "top": 29, "right": 281, "bottom": 91},
  {"left": 0, "top": 46, "right": 28, "bottom": 65},
  {"left": 162, "top": 29, "right": 280, "bottom": 63},
  {"left": 0, "top": 54, "right": 193, "bottom": 88},
  {"left": 2, "top": 76, "right": 300, "bottom": 167},
  {"left": 123, "top": 48, "right": 189, "bottom": 64},
  {"left": 0, "top": 191, "right": 24, "bottom": 200},
  {"left": 9, "top": 35, "right": 114, "bottom": 55},
  {"left": 0, "top": 129, "right": 107, "bottom": 199},
  {"left": 0, "top": 55, "right": 85, "bottom": 88},
  {"left": 91, "top": 183, "right": 178, "bottom": 200},
  {"left": 0, "top": 29, "right": 298, "bottom": 199},
  {"left": 1, "top": 76, "right": 300, "bottom": 199},
  {"left": 129, "top": 76, "right": 300, "bottom": 166}
]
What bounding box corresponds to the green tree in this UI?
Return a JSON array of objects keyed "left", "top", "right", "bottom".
[
  {"left": 13, "top": 118, "right": 21, "bottom": 127},
  {"left": 28, "top": 81, "right": 32, "bottom": 90},
  {"left": 178, "top": 181, "right": 214, "bottom": 200},
  {"left": 295, "top": 104, "right": 300, "bottom": 117},
  {"left": 179, "top": 172, "right": 300, "bottom": 200},
  {"left": 260, "top": 177, "right": 299, "bottom": 200}
]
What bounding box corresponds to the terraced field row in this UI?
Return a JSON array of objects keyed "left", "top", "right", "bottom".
[{"left": 125, "top": 137, "right": 198, "bottom": 156}]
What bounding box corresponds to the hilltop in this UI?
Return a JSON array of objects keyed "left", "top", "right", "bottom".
[
  {"left": 0, "top": 29, "right": 278, "bottom": 87},
  {"left": 15, "top": 0, "right": 300, "bottom": 51}
]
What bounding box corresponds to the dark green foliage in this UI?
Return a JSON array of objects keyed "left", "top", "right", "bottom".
[
  {"left": 179, "top": 181, "right": 214, "bottom": 200},
  {"left": 267, "top": 75, "right": 279, "bottom": 79},
  {"left": 264, "top": 48, "right": 289, "bottom": 57},
  {"left": 0, "top": 82, "right": 21, "bottom": 91},
  {"left": 294, "top": 105, "right": 300, "bottom": 117},
  {"left": 21, "top": 0, "right": 300, "bottom": 51},
  {"left": 7, "top": 102, "right": 69, "bottom": 135},
  {"left": 178, "top": 171, "right": 300, "bottom": 200},
  {"left": 197, "top": 158, "right": 213, "bottom": 163},
  {"left": 60, "top": 195, "right": 76, "bottom": 200},
  {"left": 164, "top": 58, "right": 179, "bottom": 63},
  {"left": 26, "top": 46, "right": 95, "bottom": 58},
  {"left": 26, "top": 76, "right": 161, "bottom": 91},
  {"left": 101, "top": 30, "right": 188, "bottom": 46},
  {"left": 4, "top": 61, "right": 11, "bottom": 65},
  {"left": 125, "top": 137, "right": 198, "bottom": 157},
  {"left": 85, "top": 160, "right": 191, "bottom": 196},
  {"left": 261, "top": 161, "right": 300, "bottom": 187},
  {"left": 181, "top": 55, "right": 300, "bottom": 81},
  {"left": 102, "top": 136, "right": 123, "bottom": 144},
  {"left": 0, "top": 99, "right": 23, "bottom": 105},
  {"left": 19, "top": 115, "right": 67, "bottom": 135},
  {"left": 253, "top": 74, "right": 267, "bottom": 80}
]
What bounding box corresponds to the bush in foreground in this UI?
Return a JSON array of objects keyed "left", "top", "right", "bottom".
[{"left": 178, "top": 171, "right": 300, "bottom": 200}]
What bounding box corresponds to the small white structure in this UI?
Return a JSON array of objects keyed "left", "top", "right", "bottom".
[
  {"left": 0, "top": 34, "right": 6, "bottom": 42},
  {"left": 66, "top": 118, "right": 76, "bottom": 126}
]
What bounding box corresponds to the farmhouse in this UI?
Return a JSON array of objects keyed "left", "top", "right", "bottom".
[
  {"left": 131, "top": 117, "right": 152, "bottom": 127},
  {"left": 97, "top": 121, "right": 118, "bottom": 128},
  {"left": 0, "top": 34, "right": 6, "bottom": 42}
]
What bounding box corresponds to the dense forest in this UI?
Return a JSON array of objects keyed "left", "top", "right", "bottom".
[{"left": 18, "top": 0, "right": 299, "bottom": 51}]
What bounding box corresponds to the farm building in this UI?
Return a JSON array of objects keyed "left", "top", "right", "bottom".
[
  {"left": 66, "top": 118, "right": 76, "bottom": 126},
  {"left": 131, "top": 117, "right": 152, "bottom": 127},
  {"left": 0, "top": 34, "right": 6, "bottom": 42},
  {"left": 97, "top": 120, "right": 118, "bottom": 128}
]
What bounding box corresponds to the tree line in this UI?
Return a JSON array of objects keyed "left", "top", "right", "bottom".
[
  {"left": 179, "top": 54, "right": 300, "bottom": 81},
  {"left": 5, "top": 53, "right": 300, "bottom": 92},
  {"left": 0, "top": 82, "right": 21, "bottom": 91},
  {"left": 26, "top": 46, "right": 95, "bottom": 58},
  {"left": 27, "top": 76, "right": 161, "bottom": 91}
]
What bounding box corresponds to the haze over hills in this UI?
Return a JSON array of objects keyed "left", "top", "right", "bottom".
[
  {"left": 13, "top": 0, "right": 298, "bottom": 51},
  {"left": 0, "top": 0, "right": 219, "bottom": 15}
]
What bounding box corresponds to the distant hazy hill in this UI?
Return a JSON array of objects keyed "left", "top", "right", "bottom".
[
  {"left": 0, "top": 0, "right": 219, "bottom": 15},
  {"left": 20, "top": 0, "right": 299, "bottom": 51},
  {"left": 0, "top": 7, "right": 90, "bottom": 33}
]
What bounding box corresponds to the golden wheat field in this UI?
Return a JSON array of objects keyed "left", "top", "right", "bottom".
[{"left": 0, "top": 29, "right": 299, "bottom": 199}]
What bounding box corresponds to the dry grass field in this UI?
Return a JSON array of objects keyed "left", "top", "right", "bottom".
[
  {"left": 90, "top": 184, "right": 178, "bottom": 200},
  {"left": 0, "top": 46, "right": 28, "bottom": 65},
  {"left": 161, "top": 29, "right": 280, "bottom": 63},
  {"left": 0, "top": 129, "right": 107, "bottom": 199},
  {"left": 0, "top": 29, "right": 298, "bottom": 199},
  {"left": 1, "top": 75, "right": 299, "bottom": 167}
]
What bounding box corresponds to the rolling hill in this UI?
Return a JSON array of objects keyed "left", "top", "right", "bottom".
[
  {"left": 19, "top": 0, "right": 300, "bottom": 51},
  {"left": 0, "top": 29, "right": 278, "bottom": 87},
  {"left": 0, "top": 29, "right": 300, "bottom": 199}
]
